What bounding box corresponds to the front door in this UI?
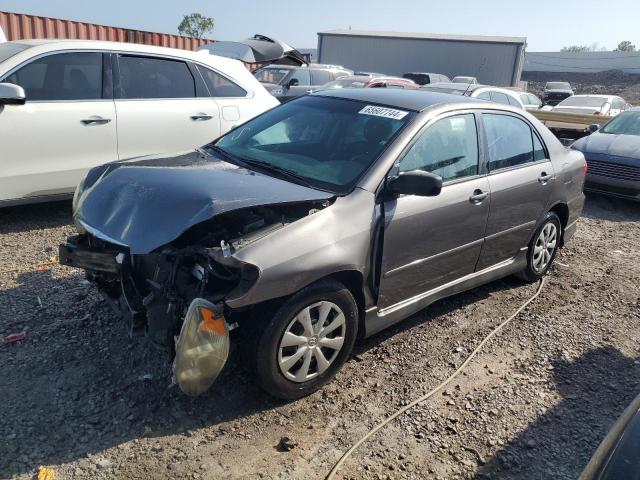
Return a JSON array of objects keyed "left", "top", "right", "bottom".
[
  {"left": 378, "top": 112, "right": 490, "bottom": 309},
  {"left": 476, "top": 112, "right": 554, "bottom": 270},
  {"left": 114, "top": 54, "right": 220, "bottom": 160},
  {"left": 0, "top": 51, "right": 117, "bottom": 202}
]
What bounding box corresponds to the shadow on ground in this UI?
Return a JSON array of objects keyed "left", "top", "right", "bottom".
[
  {"left": 475, "top": 346, "right": 640, "bottom": 480},
  {"left": 0, "top": 200, "right": 72, "bottom": 234}
]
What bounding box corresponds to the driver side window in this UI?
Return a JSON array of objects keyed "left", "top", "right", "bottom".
[{"left": 399, "top": 114, "right": 479, "bottom": 182}]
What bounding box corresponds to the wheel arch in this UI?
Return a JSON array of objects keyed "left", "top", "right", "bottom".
[{"left": 547, "top": 202, "right": 569, "bottom": 246}]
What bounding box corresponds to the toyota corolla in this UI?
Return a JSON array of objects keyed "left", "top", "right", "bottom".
[{"left": 60, "top": 89, "right": 586, "bottom": 399}]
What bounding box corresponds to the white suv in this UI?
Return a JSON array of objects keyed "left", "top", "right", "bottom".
[{"left": 0, "top": 40, "right": 278, "bottom": 206}]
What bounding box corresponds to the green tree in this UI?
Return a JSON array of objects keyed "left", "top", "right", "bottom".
[
  {"left": 178, "top": 13, "right": 214, "bottom": 38},
  {"left": 560, "top": 45, "right": 590, "bottom": 53},
  {"left": 615, "top": 41, "right": 636, "bottom": 52}
]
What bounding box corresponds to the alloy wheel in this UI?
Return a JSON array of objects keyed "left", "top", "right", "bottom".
[
  {"left": 533, "top": 222, "right": 558, "bottom": 273},
  {"left": 277, "top": 301, "right": 346, "bottom": 383}
]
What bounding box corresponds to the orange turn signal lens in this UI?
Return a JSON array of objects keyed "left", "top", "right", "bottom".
[{"left": 197, "top": 307, "right": 227, "bottom": 336}]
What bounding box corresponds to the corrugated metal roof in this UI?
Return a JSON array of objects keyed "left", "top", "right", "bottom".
[{"left": 318, "top": 29, "right": 526, "bottom": 45}]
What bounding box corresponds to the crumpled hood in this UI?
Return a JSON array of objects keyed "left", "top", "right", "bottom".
[
  {"left": 573, "top": 132, "right": 640, "bottom": 159},
  {"left": 74, "top": 150, "right": 333, "bottom": 254}
]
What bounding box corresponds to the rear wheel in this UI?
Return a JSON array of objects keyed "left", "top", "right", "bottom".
[
  {"left": 517, "top": 211, "right": 562, "bottom": 282},
  {"left": 249, "top": 280, "right": 358, "bottom": 400}
]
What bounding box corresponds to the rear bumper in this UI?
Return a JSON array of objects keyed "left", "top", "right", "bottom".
[{"left": 584, "top": 174, "right": 640, "bottom": 201}]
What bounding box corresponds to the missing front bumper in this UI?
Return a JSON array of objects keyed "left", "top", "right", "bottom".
[{"left": 59, "top": 238, "right": 124, "bottom": 273}]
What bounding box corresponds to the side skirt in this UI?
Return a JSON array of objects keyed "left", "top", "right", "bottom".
[{"left": 363, "top": 250, "right": 528, "bottom": 337}]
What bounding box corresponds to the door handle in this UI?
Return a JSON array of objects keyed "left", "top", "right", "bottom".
[
  {"left": 538, "top": 172, "right": 553, "bottom": 184},
  {"left": 469, "top": 189, "right": 489, "bottom": 204},
  {"left": 81, "top": 116, "right": 111, "bottom": 126},
  {"left": 190, "top": 113, "right": 213, "bottom": 121}
]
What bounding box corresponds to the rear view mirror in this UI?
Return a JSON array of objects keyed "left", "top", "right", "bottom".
[
  {"left": 0, "top": 83, "right": 26, "bottom": 105},
  {"left": 588, "top": 124, "right": 600, "bottom": 133},
  {"left": 388, "top": 171, "right": 442, "bottom": 197}
]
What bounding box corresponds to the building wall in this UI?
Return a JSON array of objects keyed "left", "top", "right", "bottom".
[
  {"left": 318, "top": 34, "right": 524, "bottom": 86},
  {"left": 0, "top": 11, "right": 212, "bottom": 51},
  {"left": 524, "top": 51, "right": 640, "bottom": 74}
]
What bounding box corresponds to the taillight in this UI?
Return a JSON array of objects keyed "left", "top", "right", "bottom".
[{"left": 583, "top": 161, "right": 588, "bottom": 175}]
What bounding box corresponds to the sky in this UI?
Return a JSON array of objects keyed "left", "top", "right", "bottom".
[{"left": 1, "top": 0, "right": 638, "bottom": 52}]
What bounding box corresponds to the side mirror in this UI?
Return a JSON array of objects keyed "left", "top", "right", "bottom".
[
  {"left": 588, "top": 124, "right": 600, "bottom": 133},
  {"left": 0, "top": 83, "right": 26, "bottom": 105},
  {"left": 388, "top": 170, "right": 442, "bottom": 197},
  {"left": 287, "top": 78, "right": 299, "bottom": 88}
]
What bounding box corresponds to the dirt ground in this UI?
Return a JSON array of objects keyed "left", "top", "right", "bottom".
[{"left": 1, "top": 193, "right": 639, "bottom": 480}]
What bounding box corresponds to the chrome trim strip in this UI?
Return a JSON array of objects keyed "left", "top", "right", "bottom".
[
  {"left": 378, "top": 257, "right": 515, "bottom": 317},
  {"left": 484, "top": 220, "right": 536, "bottom": 241},
  {"left": 384, "top": 238, "right": 484, "bottom": 278},
  {"left": 79, "top": 220, "right": 129, "bottom": 248}
]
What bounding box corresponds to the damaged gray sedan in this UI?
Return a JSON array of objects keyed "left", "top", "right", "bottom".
[{"left": 60, "top": 89, "right": 586, "bottom": 399}]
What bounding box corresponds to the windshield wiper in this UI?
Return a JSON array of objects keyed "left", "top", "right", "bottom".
[
  {"left": 240, "top": 158, "right": 319, "bottom": 189},
  {"left": 207, "top": 146, "right": 321, "bottom": 190}
]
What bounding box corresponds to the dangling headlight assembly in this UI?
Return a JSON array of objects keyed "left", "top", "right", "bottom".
[{"left": 173, "top": 298, "right": 230, "bottom": 396}]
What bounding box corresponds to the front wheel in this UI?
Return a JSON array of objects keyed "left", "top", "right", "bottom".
[
  {"left": 517, "top": 211, "right": 562, "bottom": 282},
  {"left": 249, "top": 280, "right": 358, "bottom": 400}
]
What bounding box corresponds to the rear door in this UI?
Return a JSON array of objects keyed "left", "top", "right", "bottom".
[
  {"left": 114, "top": 54, "right": 220, "bottom": 159},
  {"left": 0, "top": 51, "right": 117, "bottom": 202},
  {"left": 476, "top": 112, "right": 553, "bottom": 269},
  {"left": 378, "top": 112, "right": 490, "bottom": 309},
  {"left": 196, "top": 64, "right": 252, "bottom": 135}
]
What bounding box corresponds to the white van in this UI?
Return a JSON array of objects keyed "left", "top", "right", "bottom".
[{"left": 0, "top": 40, "right": 278, "bottom": 206}]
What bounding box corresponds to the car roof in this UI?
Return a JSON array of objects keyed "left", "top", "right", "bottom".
[
  {"left": 569, "top": 94, "right": 616, "bottom": 99},
  {"left": 312, "top": 88, "right": 485, "bottom": 112}
]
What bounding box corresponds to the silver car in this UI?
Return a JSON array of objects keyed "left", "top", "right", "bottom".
[{"left": 60, "top": 89, "right": 586, "bottom": 399}]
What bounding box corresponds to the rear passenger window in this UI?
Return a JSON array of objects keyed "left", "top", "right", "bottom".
[
  {"left": 490, "top": 91, "right": 510, "bottom": 105},
  {"left": 484, "top": 114, "right": 535, "bottom": 170},
  {"left": 117, "top": 55, "right": 195, "bottom": 99},
  {"left": 400, "top": 114, "right": 478, "bottom": 181},
  {"left": 477, "top": 91, "right": 491, "bottom": 101},
  {"left": 507, "top": 95, "right": 522, "bottom": 109},
  {"left": 533, "top": 132, "right": 546, "bottom": 160},
  {"left": 6, "top": 52, "right": 103, "bottom": 101},
  {"left": 197, "top": 66, "right": 247, "bottom": 97}
]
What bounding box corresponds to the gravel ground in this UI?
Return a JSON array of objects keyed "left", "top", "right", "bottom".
[
  {"left": 1, "top": 194, "right": 639, "bottom": 480},
  {"left": 523, "top": 70, "right": 640, "bottom": 102}
]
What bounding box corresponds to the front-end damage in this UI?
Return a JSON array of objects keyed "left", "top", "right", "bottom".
[{"left": 60, "top": 199, "right": 332, "bottom": 394}]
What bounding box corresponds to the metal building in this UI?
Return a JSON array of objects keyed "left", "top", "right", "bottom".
[{"left": 317, "top": 29, "right": 527, "bottom": 86}]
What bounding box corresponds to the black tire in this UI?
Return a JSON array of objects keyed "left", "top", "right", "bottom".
[
  {"left": 517, "top": 211, "right": 562, "bottom": 283},
  {"left": 248, "top": 280, "right": 358, "bottom": 400}
]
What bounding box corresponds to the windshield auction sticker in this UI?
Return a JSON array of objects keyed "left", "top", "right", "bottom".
[{"left": 359, "top": 105, "right": 409, "bottom": 120}]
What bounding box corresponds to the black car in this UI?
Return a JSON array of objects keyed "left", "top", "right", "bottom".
[
  {"left": 571, "top": 109, "right": 640, "bottom": 201},
  {"left": 542, "top": 81, "right": 574, "bottom": 106}
]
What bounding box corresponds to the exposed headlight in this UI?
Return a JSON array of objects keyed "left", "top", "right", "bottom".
[{"left": 173, "top": 298, "right": 230, "bottom": 396}]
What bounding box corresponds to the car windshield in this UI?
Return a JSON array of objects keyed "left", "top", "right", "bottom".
[
  {"left": 559, "top": 96, "right": 608, "bottom": 108},
  {"left": 253, "top": 67, "right": 292, "bottom": 85},
  {"left": 601, "top": 112, "right": 640, "bottom": 135},
  {"left": 319, "top": 78, "right": 367, "bottom": 90},
  {"left": 546, "top": 82, "right": 571, "bottom": 90},
  {"left": 0, "top": 42, "right": 31, "bottom": 64},
  {"left": 212, "top": 96, "right": 414, "bottom": 194}
]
